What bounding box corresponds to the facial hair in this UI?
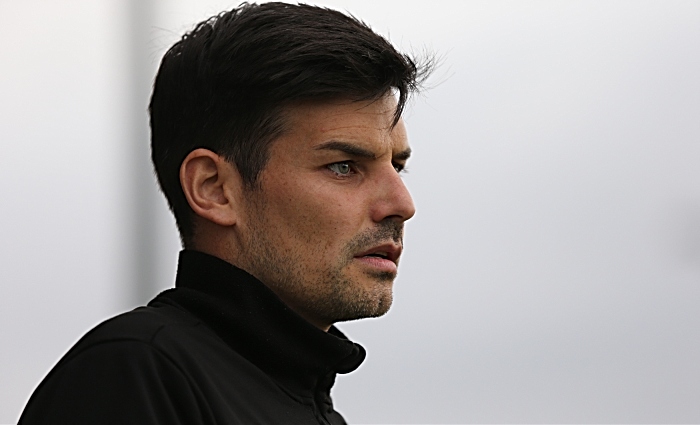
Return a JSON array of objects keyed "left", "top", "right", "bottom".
[{"left": 238, "top": 200, "right": 405, "bottom": 326}]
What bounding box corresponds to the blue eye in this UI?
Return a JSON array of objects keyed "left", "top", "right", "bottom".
[{"left": 328, "top": 162, "right": 352, "bottom": 175}]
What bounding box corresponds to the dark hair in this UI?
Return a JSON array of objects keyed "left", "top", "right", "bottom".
[{"left": 149, "top": 2, "right": 432, "bottom": 246}]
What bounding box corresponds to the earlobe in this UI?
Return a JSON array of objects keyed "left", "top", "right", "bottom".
[{"left": 180, "top": 148, "right": 240, "bottom": 227}]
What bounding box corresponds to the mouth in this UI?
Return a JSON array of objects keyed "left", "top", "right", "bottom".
[{"left": 353, "top": 243, "right": 402, "bottom": 273}]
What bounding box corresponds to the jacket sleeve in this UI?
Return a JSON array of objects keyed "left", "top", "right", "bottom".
[{"left": 19, "top": 340, "right": 205, "bottom": 425}]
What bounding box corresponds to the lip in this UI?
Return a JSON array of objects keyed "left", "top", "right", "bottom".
[
  {"left": 353, "top": 243, "right": 402, "bottom": 273},
  {"left": 355, "top": 243, "right": 402, "bottom": 262}
]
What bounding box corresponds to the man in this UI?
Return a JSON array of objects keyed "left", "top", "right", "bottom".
[{"left": 20, "top": 2, "right": 431, "bottom": 424}]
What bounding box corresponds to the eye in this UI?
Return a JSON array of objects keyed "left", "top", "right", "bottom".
[
  {"left": 328, "top": 161, "right": 353, "bottom": 176},
  {"left": 393, "top": 162, "right": 406, "bottom": 173}
]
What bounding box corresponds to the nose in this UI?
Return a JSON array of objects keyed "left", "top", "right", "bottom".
[{"left": 370, "top": 165, "right": 416, "bottom": 224}]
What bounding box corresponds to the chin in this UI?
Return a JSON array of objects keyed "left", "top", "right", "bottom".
[
  {"left": 329, "top": 278, "right": 394, "bottom": 323},
  {"left": 283, "top": 265, "right": 397, "bottom": 326}
]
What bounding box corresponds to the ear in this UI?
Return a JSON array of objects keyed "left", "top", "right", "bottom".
[{"left": 180, "top": 148, "right": 241, "bottom": 227}]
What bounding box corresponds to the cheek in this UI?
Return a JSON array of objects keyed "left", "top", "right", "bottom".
[{"left": 265, "top": 178, "right": 360, "bottom": 250}]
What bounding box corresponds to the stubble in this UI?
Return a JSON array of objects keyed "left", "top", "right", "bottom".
[{"left": 238, "top": 195, "right": 405, "bottom": 326}]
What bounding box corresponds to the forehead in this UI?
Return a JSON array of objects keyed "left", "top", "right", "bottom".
[{"left": 278, "top": 96, "right": 409, "bottom": 153}]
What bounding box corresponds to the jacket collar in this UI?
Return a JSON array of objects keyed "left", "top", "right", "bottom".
[{"left": 153, "top": 249, "right": 366, "bottom": 394}]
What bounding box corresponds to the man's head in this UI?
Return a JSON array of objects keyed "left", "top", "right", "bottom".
[{"left": 150, "top": 2, "right": 431, "bottom": 329}]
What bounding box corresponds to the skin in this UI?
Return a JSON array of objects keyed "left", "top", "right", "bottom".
[{"left": 181, "top": 95, "right": 415, "bottom": 331}]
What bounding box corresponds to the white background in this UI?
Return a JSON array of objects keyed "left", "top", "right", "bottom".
[{"left": 2, "top": 0, "right": 699, "bottom": 423}]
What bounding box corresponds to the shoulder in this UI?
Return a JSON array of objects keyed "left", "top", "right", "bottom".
[
  {"left": 75, "top": 300, "right": 198, "bottom": 347},
  {"left": 19, "top": 303, "right": 214, "bottom": 424}
]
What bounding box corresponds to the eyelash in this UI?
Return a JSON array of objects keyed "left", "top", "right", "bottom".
[
  {"left": 327, "top": 161, "right": 355, "bottom": 177},
  {"left": 393, "top": 163, "right": 406, "bottom": 173},
  {"left": 327, "top": 161, "right": 408, "bottom": 177}
]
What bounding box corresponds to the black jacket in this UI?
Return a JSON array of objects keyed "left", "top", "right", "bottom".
[{"left": 20, "top": 250, "right": 366, "bottom": 424}]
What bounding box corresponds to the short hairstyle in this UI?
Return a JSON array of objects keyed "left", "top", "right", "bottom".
[{"left": 149, "top": 2, "right": 432, "bottom": 246}]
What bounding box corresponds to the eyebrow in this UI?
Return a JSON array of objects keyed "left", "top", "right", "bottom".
[
  {"left": 314, "top": 140, "right": 412, "bottom": 161},
  {"left": 394, "top": 148, "right": 412, "bottom": 161}
]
